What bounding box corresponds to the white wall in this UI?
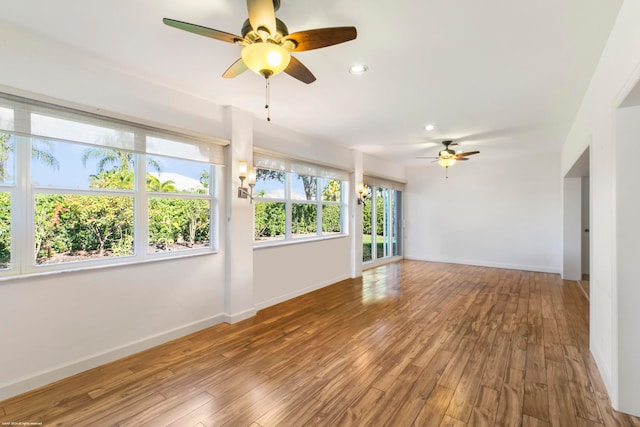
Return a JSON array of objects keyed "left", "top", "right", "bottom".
[
  {"left": 404, "top": 152, "right": 561, "bottom": 273},
  {"left": 614, "top": 105, "right": 640, "bottom": 414},
  {"left": 253, "top": 237, "right": 351, "bottom": 309},
  {"left": 253, "top": 119, "right": 354, "bottom": 172},
  {"left": 363, "top": 153, "right": 406, "bottom": 182},
  {"left": 0, "top": 255, "right": 226, "bottom": 400},
  {"left": 0, "top": 21, "right": 227, "bottom": 139},
  {"left": 561, "top": 0, "right": 640, "bottom": 415}
]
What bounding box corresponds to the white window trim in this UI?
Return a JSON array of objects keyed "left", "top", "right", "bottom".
[
  {"left": 363, "top": 184, "right": 403, "bottom": 264},
  {"left": 253, "top": 170, "right": 348, "bottom": 246},
  {"left": 0, "top": 93, "right": 222, "bottom": 279}
]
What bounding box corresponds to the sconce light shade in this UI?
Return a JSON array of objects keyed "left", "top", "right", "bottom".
[
  {"left": 241, "top": 43, "right": 291, "bottom": 78},
  {"left": 238, "top": 160, "right": 248, "bottom": 178},
  {"left": 247, "top": 168, "right": 257, "bottom": 186},
  {"left": 238, "top": 161, "right": 256, "bottom": 202},
  {"left": 357, "top": 183, "right": 369, "bottom": 205}
]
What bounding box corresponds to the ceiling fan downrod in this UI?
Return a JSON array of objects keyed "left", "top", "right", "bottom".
[{"left": 264, "top": 75, "right": 271, "bottom": 122}]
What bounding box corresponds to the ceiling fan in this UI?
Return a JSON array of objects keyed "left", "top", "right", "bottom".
[
  {"left": 163, "top": 0, "right": 357, "bottom": 84},
  {"left": 417, "top": 140, "right": 480, "bottom": 177}
]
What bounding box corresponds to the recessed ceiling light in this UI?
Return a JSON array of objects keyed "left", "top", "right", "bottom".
[
  {"left": 424, "top": 124, "right": 435, "bottom": 131},
  {"left": 349, "top": 64, "right": 368, "bottom": 75}
]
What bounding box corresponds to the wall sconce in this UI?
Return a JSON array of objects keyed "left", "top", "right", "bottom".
[
  {"left": 357, "top": 183, "right": 368, "bottom": 205},
  {"left": 238, "top": 160, "right": 256, "bottom": 202}
]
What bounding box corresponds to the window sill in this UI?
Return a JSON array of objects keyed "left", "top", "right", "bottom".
[
  {"left": 253, "top": 234, "right": 349, "bottom": 251},
  {"left": 0, "top": 249, "right": 218, "bottom": 284}
]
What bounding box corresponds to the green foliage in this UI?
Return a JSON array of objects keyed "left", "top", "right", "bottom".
[
  {"left": 148, "top": 198, "right": 210, "bottom": 249},
  {"left": 256, "top": 169, "right": 285, "bottom": 183},
  {"left": 322, "top": 204, "right": 341, "bottom": 233},
  {"left": 363, "top": 243, "right": 372, "bottom": 262},
  {"left": 322, "top": 179, "right": 340, "bottom": 201},
  {"left": 34, "top": 194, "right": 134, "bottom": 263},
  {"left": 89, "top": 169, "right": 135, "bottom": 190},
  {"left": 1, "top": 133, "right": 213, "bottom": 265},
  {"left": 146, "top": 174, "right": 177, "bottom": 192},
  {"left": 0, "top": 192, "right": 10, "bottom": 267},
  {"left": 362, "top": 193, "right": 385, "bottom": 235},
  {"left": 0, "top": 133, "right": 12, "bottom": 183},
  {"left": 254, "top": 202, "right": 285, "bottom": 240},
  {"left": 254, "top": 171, "right": 343, "bottom": 240},
  {"left": 292, "top": 203, "right": 317, "bottom": 236},
  {"left": 362, "top": 242, "right": 386, "bottom": 262},
  {"left": 199, "top": 171, "right": 209, "bottom": 189},
  {"left": 82, "top": 147, "right": 160, "bottom": 174},
  {"left": 31, "top": 147, "right": 211, "bottom": 263}
]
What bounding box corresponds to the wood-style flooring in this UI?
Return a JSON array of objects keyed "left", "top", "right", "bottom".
[{"left": 2, "top": 260, "right": 639, "bottom": 426}]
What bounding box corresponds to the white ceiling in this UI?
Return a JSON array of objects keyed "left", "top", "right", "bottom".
[{"left": 0, "top": 0, "right": 622, "bottom": 165}]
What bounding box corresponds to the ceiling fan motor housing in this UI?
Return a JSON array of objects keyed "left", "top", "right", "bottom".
[{"left": 241, "top": 18, "right": 289, "bottom": 38}]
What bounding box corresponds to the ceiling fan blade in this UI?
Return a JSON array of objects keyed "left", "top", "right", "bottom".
[
  {"left": 284, "top": 56, "right": 316, "bottom": 84},
  {"left": 222, "top": 58, "right": 249, "bottom": 78},
  {"left": 285, "top": 27, "right": 357, "bottom": 51},
  {"left": 455, "top": 151, "right": 480, "bottom": 157},
  {"left": 455, "top": 157, "right": 469, "bottom": 161},
  {"left": 416, "top": 156, "right": 439, "bottom": 159},
  {"left": 163, "top": 18, "right": 243, "bottom": 44},
  {"left": 246, "top": 0, "right": 276, "bottom": 36}
]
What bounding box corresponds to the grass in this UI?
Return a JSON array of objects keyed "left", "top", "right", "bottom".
[{"left": 362, "top": 235, "right": 384, "bottom": 244}]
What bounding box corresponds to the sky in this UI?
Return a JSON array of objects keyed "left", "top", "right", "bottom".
[
  {"left": 28, "top": 138, "right": 208, "bottom": 190},
  {"left": 1, "top": 135, "right": 335, "bottom": 198}
]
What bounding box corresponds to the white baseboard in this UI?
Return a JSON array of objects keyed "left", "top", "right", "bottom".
[
  {"left": 403, "top": 255, "right": 560, "bottom": 274},
  {"left": 254, "top": 274, "right": 351, "bottom": 311},
  {"left": 0, "top": 314, "right": 226, "bottom": 401},
  {"left": 223, "top": 308, "right": 257, "bottom": 324}
]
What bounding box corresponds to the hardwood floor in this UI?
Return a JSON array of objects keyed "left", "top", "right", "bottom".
[{"left": 2, "top": 260, "right": 639, "bottom": 426}]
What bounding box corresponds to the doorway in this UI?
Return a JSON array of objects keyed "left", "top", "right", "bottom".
[
  {"left": 562, "top": 145, "right": 590, "bottom": 282},
  {"left": 362, "top": 185, "right": 402, "bottom": 265}
]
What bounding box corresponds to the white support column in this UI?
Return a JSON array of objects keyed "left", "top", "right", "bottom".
[
  {"left": 350, "top": 150, "right": 364, "bottom": 278},
  {"left": 223, "top": 107, "right": 256, "bottom": 323},
  {"left": 614, "top": 106, "right": 640, "bottom": 416}
]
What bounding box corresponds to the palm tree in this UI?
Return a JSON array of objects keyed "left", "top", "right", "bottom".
[
  {"left": 82, "top": 131, "right": 161, "bottom": 176},
  {"left": 88, "top": 169, "right": 135, "bottom": 190},
  {"left": 82, "top": 148, "right": 134, "bottom": 173},
  {"left": 0, "top": 133, "right": 10, "bottom": 183},
  {"left": 0, "top": 133, "right": 60, "bottom": 183},
  {"left": 146, "top": 174, "right": 177, "bottom": 192},
  {"left": 81, "top": 148, "right": 161, "bottom": 173}
]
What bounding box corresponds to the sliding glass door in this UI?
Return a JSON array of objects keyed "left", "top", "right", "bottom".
[{"left": 363, "top": 185, "right": 402, "bottom": 263}]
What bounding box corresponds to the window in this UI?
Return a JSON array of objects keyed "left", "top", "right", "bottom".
[
  {"left": 0, "top": 190, "right": 10, "bottom": 270},
  {"left": 0, "top": 130, "right": 15, "bottom": 270},
  {"left": 0, "top": 93, "right": 225, "bottom": 277},
  {"left": 362, "top": 180, "right": 403, "bottom": 263},
  {"left": 253, "top": 153, "right": 349, "bottom": 243},
  {"left": 146, "top": 155, "right": 212, "bottom": 254}
]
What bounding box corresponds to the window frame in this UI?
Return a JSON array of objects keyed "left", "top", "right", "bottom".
[
  {"left": 253, "top": 169, "right": 348, "bottom": 245},
  {"left": 362, "top": 184, "right": 403, "bottom": 264},
  {"left": 0, "top": 94, "right": 222, "bottom": 279}
]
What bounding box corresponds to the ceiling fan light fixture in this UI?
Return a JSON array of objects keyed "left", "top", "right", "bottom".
[
  {"left": 438, "top": 157, "right": 456, "bottom": 168},
  {"left": 241, "top": 42, "right": 291, "bottom": 77}
]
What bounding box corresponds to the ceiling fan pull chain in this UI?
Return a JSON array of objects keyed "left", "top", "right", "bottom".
[{"left": 265, "top": 76, "right": 271, "bottom": 122}]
